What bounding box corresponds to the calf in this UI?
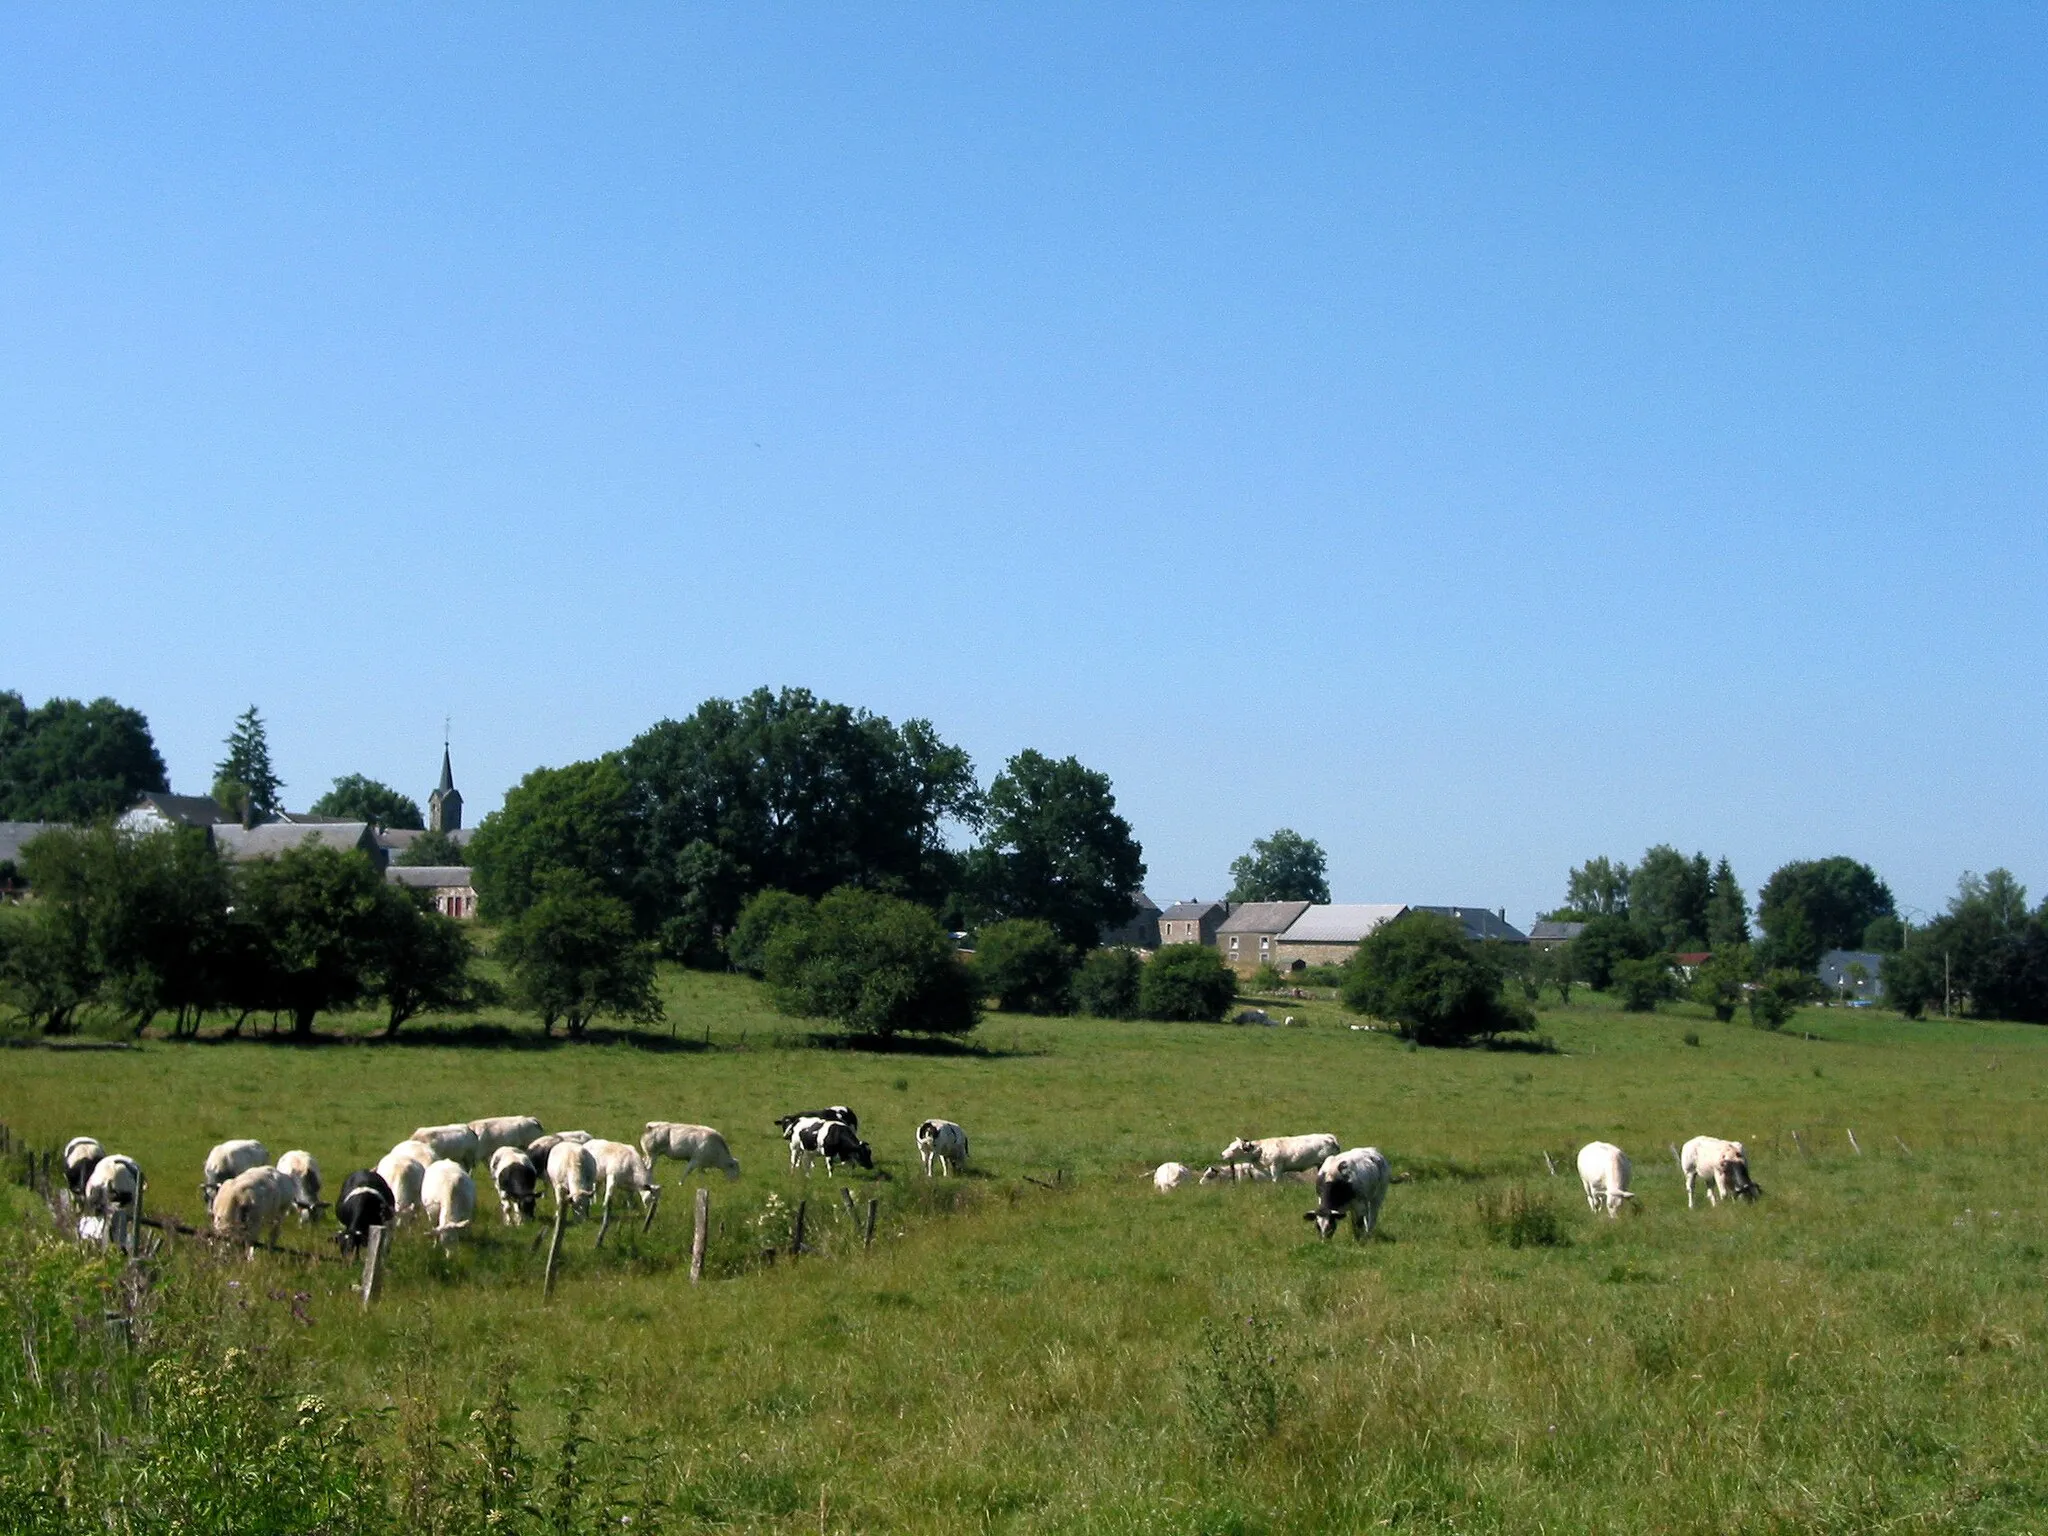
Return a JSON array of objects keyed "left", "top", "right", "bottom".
[
  {"left": 915, "top": 1119, "right": 968, "bottom": 1177},
  {"left": 468, "top": 1116, "right": 544, "bottom": 1163},
  {"left": 202, "top": 1139, "right": 269, "bottom": 1205},
  {"left": 212, "top": 1166, "right": 293, "bottom": 1256},
  {"left": 277, "top": 1150, "right": 323, "bottom": 1222},
  {"left": 1575, "top": 1141, "right": 1635, "bottom": 1217},
  {"left": 787, "top": 1116, "right": 873, "bottom": 1174},
  {"left": 1681, "top": 1136, "right": 1759, "bottom": 1208},
  {"left": 1199, "top": 1163, "right": 1259, "bottom": 1184},
  {"left": 641, "top": 1122, "right": 742, "bottom": 1180},
  {"left": 1154, "top": 1161, "right": 1198, "bottom": 1192},
  {"left": 1219, "top": 1133, "right": 1341, "bottom": 1181},
  {"left": 775, "top": 1105, "right": 858, "bottom": 1137},
  {"left": 1303, "top": 1147, "right": 1391, "bottom": 1240},
  {"left": 488, "top": 1146, "right": 540, "bottom": 1224},
  {"left": 420, "top": 1160, "right": 475, "bottom": 1245},
  {"left": 589, "top": 1139, "right": 660, "bottom": 1219},
  {"left": 62, "top": 1136, "right": 104, "bottom": 1198},
  {"left": 547, "top": 1139, "right": 597, "bottom": 1220},
  {"left": 410, "top": 1123, "right": 481, "bottom": 1168},
  {"left": 375, "top": 1143, "right": 432, "bottom": 1223},
  {"left": 334, "top": 1169, "right": 395, "bottom": 1254},
  {"left": 83, "top": 1154, "right": 143, "bottom": 1215}
]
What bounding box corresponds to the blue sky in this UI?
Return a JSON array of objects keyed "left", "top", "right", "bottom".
[{"left": 5, "top": 7, "right": 2043, "bottom": 926}]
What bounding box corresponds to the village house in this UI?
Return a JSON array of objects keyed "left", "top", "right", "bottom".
[
  {"left": 1269, "top": 903, "right": 1409, "bottom": 971},
  {"left": 214, "top": 820, "right": 389, "bottom": 870},
  {"left": 1215, "top": 900, "right": 1311, "bottom": 976},
  {"left": 1157, "top": 900, "right": 1229, "bottom": 947},
  {"left": 1527, "top": 919, "right": 1586, "bottom": 952},
  {"left": 1412, "top": 905, "right": 1528, "bottom": 944},
  {"left": 1099, "top": 891, "right": 1161, "bottom": 949},
  {"left": 386, "top": 864, "right": 479, "bottom": 919}
]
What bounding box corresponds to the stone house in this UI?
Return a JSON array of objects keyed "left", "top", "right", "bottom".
[
  {"left": 1215, "top": 901, "right": 1312, "bottom": 976},
  {"left": 214, "top": 820, "right": 389, "bottom": 871},
  {"left": 1270, "top": 903, "right": 1409, "bottom": 971},
  {"left": 1158, "top": 900, "right": 1229, "bottom": 947},
  {"left": 1527, "top": 919, "right": 1586, "bottom": 952},
  {"left": 387, "top": 864, "right": 479, "bottom": 919},
  {"left": 1099, "top": 891, "right": 1161, "bottom": 950},
  {"left": 1412, "top": 906, "right": 1528, "bottom": 944}
]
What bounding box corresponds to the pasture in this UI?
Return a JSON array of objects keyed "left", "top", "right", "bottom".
[{"left": 5, "top": 977, "right": 2048, "bottom": 1533}]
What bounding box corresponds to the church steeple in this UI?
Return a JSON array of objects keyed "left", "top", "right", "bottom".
[{"left": 428, "top": 735, "right": 462, "bottom": 832}]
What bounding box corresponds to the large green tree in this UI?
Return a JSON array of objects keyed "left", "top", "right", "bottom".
[
  {"left": 0, "top": 691, "right": 168, "bottom": 823},
  {"left": 1705, "top": 857, "right": 1751, "bottom": 949},
  {"left": 1628, "top": 846, "right": 1711, "bottom": 952},
  {"left": 1560, "top": 856, "right": 1631, "bottom": 918},
  {"left": 1757, "top": 857, "right": 1895, "bottom": 970},
  {"left": 1340, "top": 911, "right": 1533, "bottom": 1046},
  {"left": 367, "top": 884, "right": 489, "bottom": 1037},
  {"left": 1885, "top": 870, "right": 2048, "bottom": 1023},
  {"left": 1226, "top": 828, "right": 1331, "bottom": 904},
  {"left": 467, "top": 756, "right": 639, "bottom": 922},
  {"left": 232, "top": 842, "right": 388, "bottom": 1037},
  {"left": 495, "top": 871, "right": 663, "bottom": 1039},
  {"left": 761, "top": 886, "right": 979, "bottom": 1038},
  {"left": 213, "top": 706, "right": 285, "bottom": 826},
  {"left": 310, "top": 774, "right": 424, "bottom": 830},
  {"left": 1137, "top": 943, "right": 1237, "bottom": 1022},
  {"left": 966, "top": 749, "right": 1145, "bottom": 951},
  {"left": 972, "top": 918, "right": 1075, "bottom": 1015}
]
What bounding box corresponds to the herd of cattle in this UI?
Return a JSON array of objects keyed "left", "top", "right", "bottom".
[
  {"left": 47, "top": 1111, "right": 1758, "bottom": 1262},
  {"left": 1153, "top": 1133, "right": 1761, "bottom": 1239},
  {"left": 49, "top": 1107, "right": 977, "bottom": 1257}
]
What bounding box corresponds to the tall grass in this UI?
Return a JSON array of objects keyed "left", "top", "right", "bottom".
[{"left": 3, "top": 978, "right": 2047, "bottom": 1530}]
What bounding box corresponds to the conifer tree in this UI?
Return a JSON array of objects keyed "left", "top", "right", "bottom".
[
  {"left": 1706, "top": 857, "right": 1750, "bottom": 949},
  {"left": 213, "top": 706, "right": 284, "bottom": 826}
]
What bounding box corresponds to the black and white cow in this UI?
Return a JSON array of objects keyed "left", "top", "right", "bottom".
[
  {"left": 488, "top": 1146, "right": 540, "bottom": 1224},
  {"left": 63, "top": 1136, "right": 104, "bottom": 1198},
  {"left": 787, "top": 1116, "right": 873, "bottom": 1174},
  {"left": 775, "top": 1105, "right": 858, "bottom": 1137},
  {"left": 335, "top": 1169, "right": 395, "bottom": 1254},
  {"left": 1303, "top": 1147, "right": 1391, "bottom": 1241}
]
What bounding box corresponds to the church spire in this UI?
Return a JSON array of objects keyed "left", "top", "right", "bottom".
[{"left": 428, "top": 728, "right": 462, "bottom": 833}]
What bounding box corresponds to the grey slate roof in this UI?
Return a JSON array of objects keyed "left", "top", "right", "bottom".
[
  {"left": 378, "top": 826, "right": 476, "bottom": 853},
  {"left": 1278, "top": 904, "right": 1408, "bottom": 943},
  {"left": 386, "top": 865, "right": 476, "bottom": 889},
  {"left": 1528, "top": 920, "right": 1587, "bottom": 942},
  {"left": 214, "top": 822, "right": 381, "bottom": 863},
  {"left": 1159, "top": 900, "right": 1227, "bottom": 922},
  {"left": 125, "top": 793, "right": 228, "bottom": 828},
  {"left": 1216, "top": 900, "right": 1312, "bottom": 935},
  {"left": 0, "top": 822, "right": 59, "bottom": 868},
  {"left": 1413, "top": 905, "right": 1529, "bottom": 943}
]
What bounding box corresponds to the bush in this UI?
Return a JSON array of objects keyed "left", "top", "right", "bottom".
[
  {"left": 1340, "top": 912, "right": 1535, "bottom": 1047},
  {"left": 1611, "top": 956, "right": 1679, "bottom": 1012},
  {"left": 1687, "top": 945, "right": 1751, "bottom": 1022},
  {"left": 1182, "top": 1313, "right": 1286, "bottom": 1449},
  {"left": 1748, "top": 968, "right": 1814, "bottom": 1031},
  {"left": 1247, "top": 962, "right": 1285, "bottom": 993},
  {"left": 1138, "top": 944, "right": 1238, "bottom": 1022},
  {"left": 763, "top": 886, "right": 980, "bottom": 1038},
  {"left": 1072, "top": 947, "right": 1143, "bottom": 1019},
  {"left": 726, "top": 889, "right": 813, "bottom": 976},
  {"left": 1573, "top": 913, "right": 1655, "bottom": 990},
  {"left": 972, "top": 919, "right": 1076, "bottom": 1014},
  {"left": 1293, "top": 963, "right": 1347, "bottom": 988},
  {"left": 1475, "top": 1184, "right": 1568, "bottom": 1248},
  {"left": 495, "top": 871, "right": 664, "bottom": 1038}
]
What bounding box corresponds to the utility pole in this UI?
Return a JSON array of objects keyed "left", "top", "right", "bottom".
[{"left": 1944, "top": 951, "right": 1952, "bottom": 1018}]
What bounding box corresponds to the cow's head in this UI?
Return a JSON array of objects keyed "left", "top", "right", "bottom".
[
  {"left": 1730, "top": 1160, "right": 1761, "bottom": 1200},
  {"left": 1220, "top": 1138, "right": 1254, "bottom": 1164},
  {"left": 851, "top": 1139, "right": 875, "bottom": 1170},
  {"left": 1303, "top": 1176, "right": 1356, "bottom": 1240}
]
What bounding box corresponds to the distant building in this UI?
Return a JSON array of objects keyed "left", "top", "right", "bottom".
[
  {"left": 378, "top": 825, "right": 476, "bottom": 860},
  {"left": 1158, "top": 900, "right": 1229, "bottom": 947},
  {"left": 1527, "top": 920, "right": 1586, "bottom": 952},
  {"left": 1412, "top": 906, "right": 1528, "bottom": 944},
  {"left": 117, "top": 793, "right": 229, "bottom": 836},
  {"left": 214, "top": 821, "right": 388, "bottom": 871},
  {"left": 0, "top": 821, "right": 58, "bottom": 891},
  {"left": 1818, "top": 949, "right": 1886, "bottom": 1002},
  {"left": 387, "top": 864, "right": 478, "bottom": 919},
  {"left": 1271, "top": 904, "right": 1409, "bottom": 972},
  {"left": 1100, "top": 891, "right": 1161, "bottom": 949},
  {"left": 428, "top": 745, "right": 463, "bottom": 832},
  {"left": 1216, "top": 900, "right": 1312, "bottom": 975}
]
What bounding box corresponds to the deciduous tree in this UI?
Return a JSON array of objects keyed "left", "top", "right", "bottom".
[
  {"left": 1072, "top": 947, "right": 1143, "bottom": 1020},
  {"left": 467, "top": 757, "right": 638, "bottom": 922},
  {"left": 761, "top": 886, "right": 978, "bottom": 1038},
  {"left": 1340, "top": 912, "right": 1533, "bottom": 1046},
  {"left": 972, "top": 919, "right": 1075, "bottom": 1014},
  {"left": 1137, "top": 944, "right": 1237, "bottom": 1022},
  {"left": 311, "top": 775, "right": 424, "bottom": 830},
  {"left": 1756, "top": 857, "right": 1895, "bottom": 970},
  {"left": 968, "top": 750, "right": 1145, "bottom": 952},
  {"left": 1226, "top": 829, "right": 1331, "bottom": 904},
  {"left": 495, "top": 871, "right": 663, "bottom": 1039},
  {"left": 0, "top": 691, "right": 168, "bottom": 823}
]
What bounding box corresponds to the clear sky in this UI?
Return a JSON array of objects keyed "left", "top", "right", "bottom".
[{"left": 5, "top": 7, "right": 2043, "bottom": 927}]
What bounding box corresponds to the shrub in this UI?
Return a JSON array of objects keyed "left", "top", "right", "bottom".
[
  {"left": 1749, "top": 968, "right": 1814, "bottom": 1031},
  {"left": 1340, "top": 912, "right": 1534, "bottom": 1047},
  {"left": 1247, "top": 962, "right": 1285, "bottom": 993},
  {"left": 972, "top": 919, "right": 1076, "bottom": 1014},
  {"left": 763, "top": 886, "right": 980, "bottom": 1038},
  {"left": 726, "top": 889, "right": 813, "bottom": 976},
  {"left": 1293, "top": 963, "right": 1347, "bottom": 988},
  {"left": 1475, "top": 1185, "right": 1567, "bottom": 1248},
  {"left": 495, "top": 871, "right": 663, "bottom": 1038},
  {"left": 1611, "top": 956, "right": 1679, "bottom": 1013},
  {"left": 1573, "top": 914, "right": 1655, "bottom": 990},
  {"left": 1688, "top": 945, "right": 1752, "bottom": 1022},
  {"left": 1072, "top": 947, "right": 1143, "bottom": 1019},
  {"left": 1138, "top": 944, "right": 1238, "bottom": 1022}
]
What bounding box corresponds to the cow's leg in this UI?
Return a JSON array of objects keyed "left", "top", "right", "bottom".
[{"left": 1685, "top": 1170, "right": 1697, "bottom": 1209}]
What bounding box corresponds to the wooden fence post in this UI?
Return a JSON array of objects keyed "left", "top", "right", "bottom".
[
  {"left": 1894, "top": 1135, "right": 1912, "bottom": 1156},
  {"left": 862, "top": 1198, "right": 877, "bottom": 1251},
  {"left": 1541, "top": 1151, "right": 1557, "bottom": 1177},
  {"left": 360, "top": 1224, "right": 388, "bottom": 1310},
  {"left": 1790, "top": 1129, "right": 1806, "bottom": 1157},
  {"left": 1846, "top": 1128, "right": 1862, "bottom": 1155},
  {"left": 840, "top": 1187, "right": 859, "bottom": 1227},
  {"left": 641, "top": 1189, "right": 661, "bottom": 1234},
  {"left": 129, "top": 1185, "right": 144, "bottom": 1258},
  {"left": 690, "top": 1187, "right": 709, "bottom": 1284},
  {"left": 790, "top": 1199, "right": 807, "bottom": 1259},
  {"left": 543, "top": 1201, "right": 567, "bottom": 1299}
]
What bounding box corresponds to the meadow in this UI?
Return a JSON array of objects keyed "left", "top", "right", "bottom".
[{"left": 4, "top": 975, "right": 2048, "bottom": 1533}]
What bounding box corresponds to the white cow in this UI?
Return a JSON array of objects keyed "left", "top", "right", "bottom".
[
  {"left": 1304, "top": 1147, "right": 1391, "bottom": 1240},
  {"left": 409, "top": 1123, "right": 481, "bottom": 1168},
  {"left": 1682, "top": 1136, "right": 1759, "bottom": 1207},
  {"left": 420, "top": 1160, "right": 476, "bottom": 1245},
  {"left": 1575, "top": 1141, "right": 1635, "bottom": 1217},
  {"left": 546, "top": 1139, "right": 597, "bottom": 1220},
  {"left": 1154, "top": 1161, "right": 1198, "bottom": 1192},
  {"left": 375, "top": 1143, "right": 433, "bottom": 1223},
  {"left": 201, "top": 1139, "right": 269, "bottom": 1205},
  {"left": 640, "top": 1122, "right": 742, "bottom": 1180},
  {"left": 212, "top": 1166, "right": 294, "bottom": 1256},
  {"left": 62, "top": 1136, "right": 104, "bottom": 1198},
  {"left": 488, "top": 1146, "right": 541, "bottom": 1224},
  {"left": 468, "top": 1116, "right": 544, "bottom": 1163},
  {"left": 1199, "top": 1163, "right": 1259, "bottom": 1184},
  {"left": 1219, "top": 1133, "right": 1341, "bottom": 1180},
  {"left": 915, "top": 1119, "right": 968, "bottom": 1178},
  {"left": 588, "top": 1139, "right": 660, "bottom": 1219},
  {"left": 83, "top": 1153, "right": 143, "bottom": 1215},
  {"left": 276, "top": 1150, "right": 323, "bottom": 1222}
]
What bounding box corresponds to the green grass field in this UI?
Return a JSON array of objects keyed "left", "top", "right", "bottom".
[{"left": 5, "top": 976, "right": 2048, "bottom": 1533}]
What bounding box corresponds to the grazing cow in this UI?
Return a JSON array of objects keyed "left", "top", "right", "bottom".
[
  {"left": 589, "top": 1139, "right": 660, "bottom": 1218},
  {"left": 1154, "top": 1161, "right": 1198, "bottom": 1192},
  {"left": 277, "top": 1150, "right": 323, "bottom": 1222},
  {"left": 1199, "top": 1163, "right": 1259, "bottom": 1184},
  {"left": 212, "top": 1166, "right": 293, "bottom": 1256},
  {"left": 1576, "top": 1141, "right": 1635, "bottom": 1217},
  {"left": 375, "top": 1143, "right": 433, "bottom": 1223},
  {"left": 1303, "top": 1147, "right": 1391, "bottom": 1240},
  {"left": 488, "top": 1147, "right": 540, "bottom": 1224},
  {"left": 524, "top": 1130, "right": 592, "bottom": 1174},
  {"left": 409, "top": 1123, "right": 481, "bottom": 1168},
  {"left": 1681, "top": 1136, "right": 1760, "bottom": 1208},
  {"left": 62, "top": 1136, "right": 104, "bottom": 1198},
  {"left": 775, "top": 1106, "right": 858, "bottom": 1137},
  {"left": 640, "top": 1122, "right": 742, "bottom": 1180},
  {"left": 786, "top": 1116, "right": 873, "bottom": 1174},
  {"left": 83, "top": 1154, "right": 143, "bottom": 1215},
  {"left": 915, "top": 1119, "right": 968, "bottom": 1177},
  {"left": 468, "top": 1116, "right": 544, "bottom": 1163},
  {"left": 202, "top": 1139, "right": 269, "bottom": 1205},
  {"left": 546, "top": 1139, "right": 597, "bottom": 1220},
  {"left": 420, "top": 1160, "right": 475, "bottom": 1245},
  {"left": 1219, "top": 1133, "right": 1341, "bottom": 1181},
  {"left": 334, "top": 1169, "right": 395, "bottom": 1254}
]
